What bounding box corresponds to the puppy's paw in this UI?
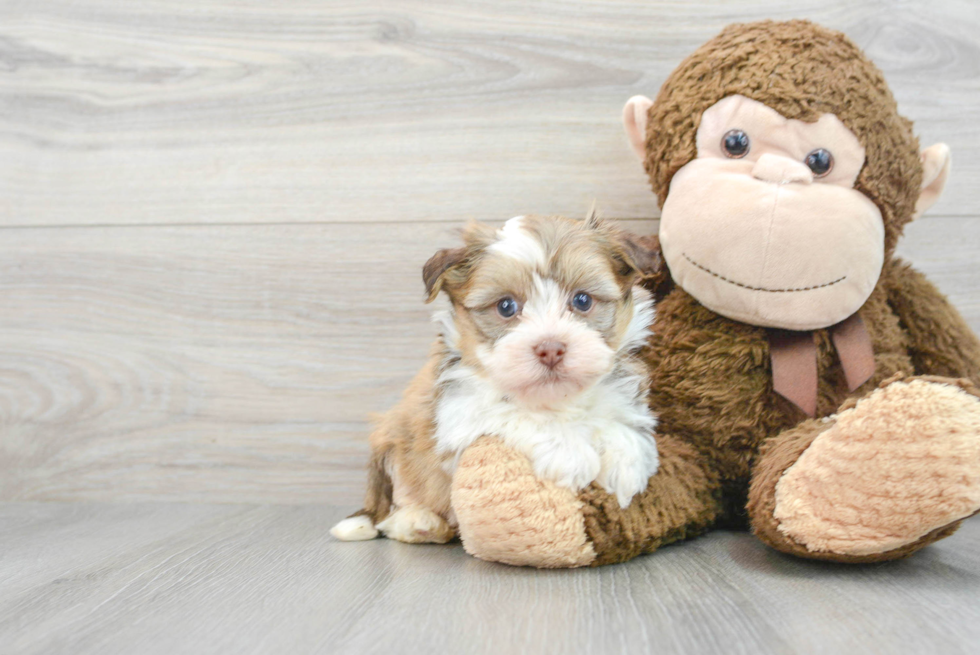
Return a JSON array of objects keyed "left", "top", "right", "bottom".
[
  {"left": 530, "top": 437, "right": 601, "bottom": 492},
  {"left": 330, "top": 515, "right": 379, "bottom": 541},
  {"left": 596, "top": 428, "right": 660, "bottom": 508},
  {"left": 376, "top": 506, "right": 455, "bottom": 544}
]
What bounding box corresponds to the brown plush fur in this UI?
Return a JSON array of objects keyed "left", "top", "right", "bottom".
[
  {"left": 448, "top": 19, "right": 980, "bottom": 567},
  {"left": 885, "top": 259, "right": 980, "bottom": 381},
  {"left": 579, "top": 432, "right": 721, "bottom": 566}
]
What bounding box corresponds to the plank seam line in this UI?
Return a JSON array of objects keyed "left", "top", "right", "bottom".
[{"left": 0, "top": 215, "right": 968, "bottom": 230}]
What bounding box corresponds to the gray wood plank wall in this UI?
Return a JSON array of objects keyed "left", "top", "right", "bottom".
[{"left": 1, "top": 1, "right": 978, "bottom": 504}]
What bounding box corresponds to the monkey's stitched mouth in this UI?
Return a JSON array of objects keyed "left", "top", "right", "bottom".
[{"left": 682, "top": 253, "right": 846, "bottom": 293}]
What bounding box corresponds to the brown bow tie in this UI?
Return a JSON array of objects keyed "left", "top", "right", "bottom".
[{"left": 768, "top": 313, "right": 876, "bottom": 417}]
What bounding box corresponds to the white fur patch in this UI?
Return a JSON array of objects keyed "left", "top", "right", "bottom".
[
  {"left": 330, "top": 515, "right": 379, "bottom": 541},
  {"left": 488, "top": 216, "right": 547, "bottom": 267},
  {"left": 523, "top": 274, "right": 565, "bottom": 318},
  {"left": 433, "top": 288, "right": 658, "bottom": 508}
]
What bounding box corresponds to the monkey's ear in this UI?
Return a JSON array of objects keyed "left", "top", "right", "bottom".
[
  {"left": 913, "top": 143, "right": 951, "bottom": 220},
  {"left": 423, "top": 247, "right": 467, "bottom": 303},
  {"left": 623, "top": 95, "right": 654, "bottom": 161}
]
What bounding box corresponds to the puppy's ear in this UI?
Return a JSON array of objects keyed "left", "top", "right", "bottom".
[
  {"left": 585, "top": 205, "right": 603, "bottom": 230},
  {"left": 619, "top": 233, "right": 673, "bottom": 302},
  {"left": 620, "top": 234, "right": 663, "bottom": 280},
  {"left": 423, "top": 246, "right": 467, "bottom": 302},
  {"left": 593, "top": 218, "right": 666, "bottom": 291}
]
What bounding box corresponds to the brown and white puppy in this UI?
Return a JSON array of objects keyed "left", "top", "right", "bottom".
[{"left": 331, "top": 214, "right": 661, "bottom": 544}]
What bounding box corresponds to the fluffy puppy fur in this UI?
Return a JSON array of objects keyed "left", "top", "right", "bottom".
[{"left": 331, "top": 214, "right": 661, "bottom": 544}]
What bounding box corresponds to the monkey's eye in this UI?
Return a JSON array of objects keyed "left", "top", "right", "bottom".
[
  {"left": 496, "top": 297, "right": 519, "bottom": 318},
  {"left": 805, "top": 149, "right": 834, "bottom": 177},
  {"left": 722, "top": 129, "right": 750, "bottom": 158},
  {"left": 571, "top": 292, "right": 593, "bottom": 313}
]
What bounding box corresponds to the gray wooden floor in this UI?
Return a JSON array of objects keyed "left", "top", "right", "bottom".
[
  {"left": 2, "top": 1, "right": 980, "bottom": 653},
  {"left": 2, "top": 503, "right": 979, "bottom": 655}
]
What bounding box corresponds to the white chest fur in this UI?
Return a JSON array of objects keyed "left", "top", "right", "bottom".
[{"left": 434, "top": 363, "right": 658, "bottom": 507}]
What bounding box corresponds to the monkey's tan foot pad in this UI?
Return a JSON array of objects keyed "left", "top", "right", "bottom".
[
  {"left": 774, "top": 378, "right": 980, "bottom": 557},
  {"left": 451, "top": 437, "right": 597, "bottom": 568}
]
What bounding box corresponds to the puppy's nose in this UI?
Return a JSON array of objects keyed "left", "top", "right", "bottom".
[{"left": 534, "top": 341, "right": 566, "bottom": 369}]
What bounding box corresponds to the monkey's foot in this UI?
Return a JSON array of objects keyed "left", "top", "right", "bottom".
[
  {"left": 451, "top": 437, "right": 597, "bottom": 568},
  {"left": 773, "top": 377, "right": 980, "bottom": 557}
]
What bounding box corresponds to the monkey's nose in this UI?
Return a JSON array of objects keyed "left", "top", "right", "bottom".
[
  {"left": 534, "top": 341, "right": 566, "bottom": 369},
  {"left": 751, "top": 153, "right": 813, "bottom": 185}
]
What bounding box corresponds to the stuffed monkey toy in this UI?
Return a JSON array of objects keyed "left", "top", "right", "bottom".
[{"left": 449, "top": 19, "right": 980, "bottom": 567}]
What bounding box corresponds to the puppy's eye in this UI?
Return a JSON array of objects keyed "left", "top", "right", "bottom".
[
  {"left": 722, "top": 129, "right": 750, "bottom": 158},
  {"left": 571, "top": 292, "right": 593, "bottom": 313},
  {"left": 496, "top": 297, "right": 519, "bottom": 318},
  {"left": 804, "top": 148, "right": 834, "bottom": 177}
]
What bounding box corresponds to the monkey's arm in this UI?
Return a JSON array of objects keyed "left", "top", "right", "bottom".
[
  {"left": 882, "top": 258, "right": 980, "bottom": 385},
  {"left": 451, "top": 433, "right": 722, "bottom": 567}
]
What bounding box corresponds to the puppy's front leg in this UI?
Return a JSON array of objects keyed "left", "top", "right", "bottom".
[
  {"left": 528, "top": 436, "right": 601, "bottom": 493},
  {"left": 376, "top": 505, "right": 455, "bottom": 544},
  {"left": 595, "top": 425, "right": 660, "bottom": 508}
]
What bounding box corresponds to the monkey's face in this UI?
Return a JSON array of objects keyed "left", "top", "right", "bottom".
[{"left": 659, "top": 95, "right": 884, "bottom": 331}]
